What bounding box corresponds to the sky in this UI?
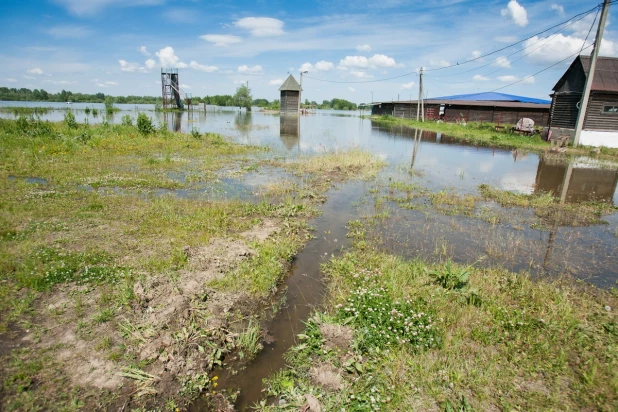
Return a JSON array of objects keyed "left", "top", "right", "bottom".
[{"left": 0, "top": 0, "right": 616, "bottom": 103}]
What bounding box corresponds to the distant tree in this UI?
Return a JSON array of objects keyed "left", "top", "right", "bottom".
[{"left": 233, "top": 84, "right": 253, "bottom": 111}]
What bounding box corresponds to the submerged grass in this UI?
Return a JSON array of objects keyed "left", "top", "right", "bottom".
[{"left": 264, "top": 221, "right": 618, "bottom": 411}]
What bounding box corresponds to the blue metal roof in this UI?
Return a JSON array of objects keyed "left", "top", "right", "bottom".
[{"left": 427, "top": 92, "right": 550, "bottom": 105}]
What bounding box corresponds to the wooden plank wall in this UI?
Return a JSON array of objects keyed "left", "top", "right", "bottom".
[
  {"left": 550, "top": 93, "right": 581, "bottom": 128},
  {"left": 584, "top": 93, "right": 618, "bottom": 131},
  {"left": 280, "top": 91, "right": 299, "bottom": 114}
]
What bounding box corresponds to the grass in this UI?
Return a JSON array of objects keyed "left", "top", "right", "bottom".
[
  {"left": 273, "top": 148, "right": 386, "bottom": 181},
  {"left": 372, "top": 115, "right": 550, "bottom": 151},
  {"left": 235, "top": 318, "right": 263, "bottom": 360},
  {"left": 263, "top": 220, "right": 618, "bottom": 411},
  {"left": 479, "top": 183, "right": 618, "bottom": 226}
]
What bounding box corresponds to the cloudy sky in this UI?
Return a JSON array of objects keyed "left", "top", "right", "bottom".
[{"left": 0, "top": 0, "right": 615, "bottom": 103}]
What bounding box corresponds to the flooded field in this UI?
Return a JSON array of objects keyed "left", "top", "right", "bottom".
[{"left": 1, "top": 102, "right": 617, "bottom": 411}]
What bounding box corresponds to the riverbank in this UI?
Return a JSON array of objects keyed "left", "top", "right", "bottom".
[
  {"left": 0, "top": 117, "right": 384, "bottom": 411},
  {"left": 264, "top": 219, "right": 618, "bottom": 411},
  {"left": 371, "top": 115, "right": 618, "bottom": 158}
]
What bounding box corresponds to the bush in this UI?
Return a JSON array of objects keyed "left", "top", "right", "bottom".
[
  {"left": 191, "top": 128, "right": 201, "bottom": 139},
  {"left": 136, "top": 112, "right": 155, "bottom": 135},
  {"left": 121, "top": 114, "right": 133, "bottom": 126},
  {"left": 64, "top": 111, "right": 77, "bottom": 129}
]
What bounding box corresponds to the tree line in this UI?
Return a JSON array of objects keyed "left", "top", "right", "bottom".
[{"left": 1, "top": 86, "right": 359, "bottom": 110}]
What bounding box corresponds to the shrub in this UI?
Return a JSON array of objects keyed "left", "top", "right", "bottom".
[
  {"left": 64, "top": 111, "right": 77, "bottom": 129},
  {"left": 84, "top": 107, "right": 91, "bottom": 115},
  {"left": 136, "top": 113, "right": 155, "bottom": 135},
  {"left": 121, "top": 114, "right": 133, "bottom": 126},
  {"left": 191, "top": 128, "right": 202, "bottom": 139}
]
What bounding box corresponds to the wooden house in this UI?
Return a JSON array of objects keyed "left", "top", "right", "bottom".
[
  {"left": 279, "top": 74, "right": 301, "bottom": 114},
  {"left": 549, "top": 55, "right": 618, "bottom": 147},
  {"left": 372, "top": 92, "right": 551, "bottom": 125}
]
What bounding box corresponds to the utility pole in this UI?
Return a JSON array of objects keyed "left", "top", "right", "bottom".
[
  {"left": 299, "top": 71, "right": 307, "bottom": 114},
  {"left": 417, "top": 68, "right": 424, "bottom": 122},
  {"left": 573, "top": 0, "right": 611, "bottom": 147}
]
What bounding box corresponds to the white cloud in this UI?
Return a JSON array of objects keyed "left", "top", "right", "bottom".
[
  {"left": 550, "top": 4, "right": 564, "bottom": 16},
  {"left": 180, "top": 83, "right": 191, "bottom": 89},
  {"left": 350, "top": 70, "right": 372, "bottom": 78},
  {"left": 356, "top": 44, "right": 372, "bottom": 52},
  {"left": 493, "top": 56, "right": 511, "bottom": 68},
  {"left": 27, "top": 68, "right": 44, "bottom": 75},
  {"left": 401, "top": 81, "right": 415, "bottom": 89},
  {"left": 145, "top": 58, "right": 156, "bottom": 70},
  {"left": 470, "top": 50, "right": 482, "bottom": 60},
  {"left": 42, "top": 79, "right": 78, "bottom": 85},
  {"left": 6, "top": 78, "right": 17, "bottom": 83},
  {"left": 46, "top": 25, "right": 92, "bottom": 38},
  {"left": 472, "top": 74, "right": 490, "bottom": 81},
  {"left": 315, "top": 60, "right": 334, "bottom": 71},
  {"left": 501, "top": 0, "right": 528, "bottom": 27},
  {"left": 95, "top": 81, "right": 119, "bottom": 87},
  {"left": 200, "top": 34, "right": 242, "bottom": 47},
  {"left": 522, "top": 76, "right": 535, "bottom": 84},
  {"left": 300, "top": 60, "right": 334, "bottom": 72},
  {"left": 237, "top": 65, "right": 263, "bottom": 75},
  {"left": 495, "top": 36, "right": 518, "bottom": 43},
  {"left": 156, "top": 46, "right": 187, "bottom": 68},
  {"left": 119, "top": 59, "right": 140, "bottom": 72},
  {"left": 348, "top": 87, "right": 356, "bottom": 92},
  {"left": 23, "top": 75, "right": 36, "bottom": 80},
  {"left": 53, "top": 0, "right": 164, "bottom": 16},
  {"left": 497, "top": 75, "right": 518, "bottom": 82},
  {"left": 189, "top": 61, "right": 218, "bottom": 72},
  {"left": 430, "top": 59, "right": 450, "bottom": 68},
  {"left": 339, "top": 54, "right": 400, "bottom": 69},
  {"left": 139, "top": 46, "right": 151, "bottom": 56},
  {"left": 523, "top": 34, "right": 618, "bottom": 65},
  {"left": 269, "top": 78, "right": 284, "bottom": 85},
  {"left": 234, "top": 17, "right": 284, "bottom": 37}
]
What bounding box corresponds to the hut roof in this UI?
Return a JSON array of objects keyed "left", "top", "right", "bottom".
[
  {"left": 279, "top": 74, "right": 302, "bottom": 92},
  {"left": 428, "top": 92, "right": 550, "bottom": 104},
  {"left": 553, "top": 55, "right": 618, "bottom": 93}
]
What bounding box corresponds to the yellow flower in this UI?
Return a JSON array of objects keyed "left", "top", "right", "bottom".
[{"left": 212, "top": 376, "right": 219, "bottom": 380}]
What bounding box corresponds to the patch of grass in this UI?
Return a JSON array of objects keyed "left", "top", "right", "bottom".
[
  {"left": 372, "top": 116, "right": 550, "bottom": 152},
  {"left": 428, "top": 191, "right": 478, "bottom": 216},
  {"left": 235, "top": 318, "right": 263, "bottom": 360},
  {"left": 276, "top": 148, "right": 385, "bottom": 180},
  {"left": 268, "top": 220, "right": 618, "bottom": 411}
]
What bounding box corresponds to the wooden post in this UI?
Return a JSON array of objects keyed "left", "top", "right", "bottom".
[{"left": 574, "top": 0, "right": 611, "bottom": 146}]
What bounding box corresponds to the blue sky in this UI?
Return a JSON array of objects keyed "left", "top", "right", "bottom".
[{"left": 0, "top": 0, "right": 615, "bottom": 103}]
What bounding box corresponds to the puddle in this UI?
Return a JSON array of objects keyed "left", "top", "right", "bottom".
[
  {"left": 8, "top": 175, "right": 49, "bottom": 185},
  {"left": 190, "top": 180, "right": 369, "bottom": 411}
]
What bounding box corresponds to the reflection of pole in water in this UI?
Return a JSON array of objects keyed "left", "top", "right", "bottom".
[
  {"left": 543, "top": 161, "right": 573, "bottom": 272},
  {"left": 410, "top": 128, "right": 420, "bottom": 170}
]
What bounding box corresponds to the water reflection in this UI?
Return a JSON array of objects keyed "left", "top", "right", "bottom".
[
  {"left": 279, "top": 115, "right": 299, "bottom": 151},
  {"left": 535, "top": 156, "right": 618, "bottom": 203}
]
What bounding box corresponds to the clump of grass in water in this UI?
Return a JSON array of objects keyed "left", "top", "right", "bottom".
[
  {"left": 285, "top": 148, "right": 386, "bottom": 180},
  {"left": 235, "top": 318, "right": 263, "bottom": 360}
]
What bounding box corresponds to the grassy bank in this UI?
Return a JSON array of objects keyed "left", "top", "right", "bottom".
[
  {"left": 371, "top": 115, "right": 618, "bottom": 157},
  {"left": 263, "top": 220, "right": 618, "bottom": 411}
]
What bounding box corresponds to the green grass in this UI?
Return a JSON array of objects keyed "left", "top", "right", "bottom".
[
  {"left": 264, "top": 221, "right": 618, "bottom": 411},
  {"left": 372, "top": 115, "right": 550, "bottom": 151}
]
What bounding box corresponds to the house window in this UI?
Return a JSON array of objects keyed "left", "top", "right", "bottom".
[{"left": 603, "top": 105, "right": 618, "bottom": 113}]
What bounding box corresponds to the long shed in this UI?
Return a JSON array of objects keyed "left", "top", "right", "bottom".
[
  {"left": 372, "top": 92, "right": 551, "bottom": 126},
  {"left": 279, "top": 75, "right": 301, "bottom": 114},
  {"left": 549, "top": 55, "right": 618, "bottom": 147}
]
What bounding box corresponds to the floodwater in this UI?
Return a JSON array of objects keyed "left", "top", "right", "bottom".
[{"left": 3, "top": 102, "right": 618, "bottom": 409}]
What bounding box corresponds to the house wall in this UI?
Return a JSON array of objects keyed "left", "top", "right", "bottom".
[
  {"left": 280, "top": 90, "right": 299, "bottom": 114},
  {"left": 584, "top": 92, "right": 618, "bottom": 131},
  {"left": 549, "top": 93, "right": 581, "bottom": 128}
]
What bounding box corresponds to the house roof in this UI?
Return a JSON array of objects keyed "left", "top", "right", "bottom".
[
  {"left": 428, "top": 92, "right": 550, "bottom": 104},
  {"left": 385, "top": 100, "right": 550, "bottom": 109},
  {"left": 553, "top": 55, "right": 618, "bottom": 93},
  {"left": 279, "top": 74, "right": 302, "bottom": 92}
]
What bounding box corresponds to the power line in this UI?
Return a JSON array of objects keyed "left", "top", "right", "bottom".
[
  {"left": 580, "top": 7, "right": 600, "bottom": 53},
  {"left": 302, "top": 3, "right": 602, "bottom": 85},
  {"left": 488, "top": 43, "right": 593, "bottom": 92}
]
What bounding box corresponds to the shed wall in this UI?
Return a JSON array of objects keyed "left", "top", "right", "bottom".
[
  {"left": 280, "top": 90, "right": 299, "bottom": 114},
  {"left": 584, "top": 92, "right": 618, "bottom": 131}
]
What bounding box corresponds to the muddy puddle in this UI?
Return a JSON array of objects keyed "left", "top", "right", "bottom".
[{"left": 191, "top": 180, "right": 370, "bottom": 411}]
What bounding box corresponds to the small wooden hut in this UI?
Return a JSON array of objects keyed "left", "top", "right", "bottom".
[{"left": 279, "top": 74, "right": 301, "bottom": 114}]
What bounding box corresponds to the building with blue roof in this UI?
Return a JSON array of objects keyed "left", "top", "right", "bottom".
[{"left": 372, "top": 91, "right": 551, "bottom": 125}]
